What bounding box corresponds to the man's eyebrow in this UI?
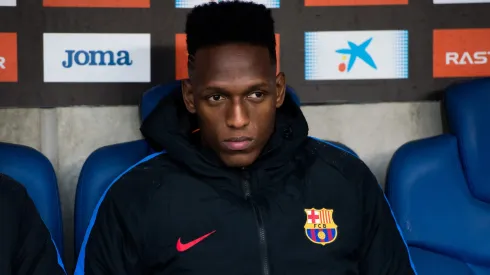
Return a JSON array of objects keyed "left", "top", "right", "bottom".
[{"left": 203, "top": 82, "right": 269, "bottom": 94}]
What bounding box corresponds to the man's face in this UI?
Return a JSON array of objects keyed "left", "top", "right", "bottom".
[{"left": 182, "top": 43, "right": 286, "bottom": 167}]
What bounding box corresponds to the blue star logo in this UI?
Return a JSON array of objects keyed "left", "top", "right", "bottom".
[{"left": 335, "top": 38, "right": 377, "bottom": 72}]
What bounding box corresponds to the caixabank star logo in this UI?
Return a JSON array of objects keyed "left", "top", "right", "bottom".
[{"left": 305, "top": 30, "right": 408, "bottom": 80}]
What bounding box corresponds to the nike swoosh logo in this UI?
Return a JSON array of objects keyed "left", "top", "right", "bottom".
[{"left": 176, "top": 230, "right": 216, "bottom": 252}]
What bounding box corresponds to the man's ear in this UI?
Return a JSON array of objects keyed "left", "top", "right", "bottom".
[
  {"left": 182, "top": 79, "right": 196, "bottom": 114},
  {"left": 275, "top": 72, "right": 286, "bottom": 108}
]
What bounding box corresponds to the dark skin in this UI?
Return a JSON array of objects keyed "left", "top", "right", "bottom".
[{"left": 182, "top": 43, "right": 286, "bottom": 167}]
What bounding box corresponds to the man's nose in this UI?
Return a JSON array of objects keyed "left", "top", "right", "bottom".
[{"left": 225, "top": 102, "right": 250, "bottom": 129}]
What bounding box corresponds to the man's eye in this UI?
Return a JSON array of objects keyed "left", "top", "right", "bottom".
[
  {"left": 248, "top": 92, "right": 264, "bottom": 98},
  {"left": 208, "top": 95, "right": 224, "bottom": 102}
]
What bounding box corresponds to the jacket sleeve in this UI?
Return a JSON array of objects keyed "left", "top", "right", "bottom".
[
  {"left": 358, "top": 168, "right": 417, "bottom": 275},
  {"left": 7, "top": 179, "right": 66, "bottom": 275},
  {"left": 74, "top": 188, "right": 144, "bottom": 275}
]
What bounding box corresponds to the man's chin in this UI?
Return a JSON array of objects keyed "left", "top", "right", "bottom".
[{"left": 220, "top": 151, "right": 259, "bottom": 168}]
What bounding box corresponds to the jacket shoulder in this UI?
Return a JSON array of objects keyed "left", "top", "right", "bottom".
[
  {"left": 0, "top": 173, "right": 28, "bottom": 205},
  {"left": 0, "top": 174, "right": 30, "bottom": 228},
  {"left": 103, "top": 152, "right": 175, "bottom": 206},
  {"left": 305, "top": 137, "right": 371, "bottom": 184}
]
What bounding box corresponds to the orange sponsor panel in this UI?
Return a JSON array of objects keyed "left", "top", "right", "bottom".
[
  {"left": 176, "top": 33, "right": 281, "bottom": 80},
  {"left": 434, "top": 29, "right": 490, "bottom": 78},
  {"left": 276, "top": 34, "right": 281, "bottom": 75},
  {"left": 43, "top": 0, "right": 150, "bottom": 8},
  {"left": 305, "top": 0, "right": 407, "bottom": 6},
  {"left": 0, "top": 33, "right": 18, "bottom": 82},
  {"left": 175, "top": 34, "right": 188, "bottom": 81}
]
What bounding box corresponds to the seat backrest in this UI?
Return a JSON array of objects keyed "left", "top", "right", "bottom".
[
  {"left": 74, "top": 81, "right": 185, "bottom": 254},
  {"left": 386, "top": 78, "right": 490, "bottom": 274},
  {"left": 74, "top": 139, "right": 150, "bottom": 254},
  {"left": 140, "top": 80, "right": 181, "bottom": 122},
  {"left": 0, "top": 142, "right": 64, "bottom": 253}
]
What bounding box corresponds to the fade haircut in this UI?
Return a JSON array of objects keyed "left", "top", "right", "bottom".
[{"left": 185, "top": 0, "right": 277, "bottom": 74}]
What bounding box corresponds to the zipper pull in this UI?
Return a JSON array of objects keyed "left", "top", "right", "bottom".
[{"left": 241, "top": 168, "right": 251, "bottom": 199}]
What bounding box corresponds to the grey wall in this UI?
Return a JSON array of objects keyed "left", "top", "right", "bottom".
[{"left": 0, "top": 102, "right": 443, "bottom": 271}]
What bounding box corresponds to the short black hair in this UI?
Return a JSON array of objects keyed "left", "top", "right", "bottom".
[{"left": 185, "top": 1, "right": 277, "bottom": 66}]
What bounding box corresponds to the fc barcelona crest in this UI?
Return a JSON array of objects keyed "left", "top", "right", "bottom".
[{"left": 304, "top": 208, "right": 338, "bottom": 245}]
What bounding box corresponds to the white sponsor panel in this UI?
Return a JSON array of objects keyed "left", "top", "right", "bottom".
[
  {"left": 434, "top": 0, "right": 490, "bottom": 3},
  {"left": 0, "top": 0, "right": 16, "bottom": 6},
  {"left": 305, "top": 30, "right": 408, "bottom": 80},
  {"left": 43, "top": 33, "right": 151, "bottom": 83},
  {"left": 175, "top": 0, "right": 280, "bottom": 8}
]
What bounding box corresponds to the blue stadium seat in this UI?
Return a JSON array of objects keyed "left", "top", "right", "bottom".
[
  {"left": 386, "top": 78, "right": 490, "bottom": 274},
  {"left": 0, "top": 142, "right": 64, "bottom": 254},
  {"left": 74, "top": 139, "right": 151, "bottom": 254},
  {"left": 74, "top": 80, "right": 357, "bottom": 255},
  {"left": 73, "top": 81, "right": 180, "bottom": 255}
]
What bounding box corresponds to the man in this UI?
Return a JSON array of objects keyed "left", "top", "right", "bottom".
[
  {"left": 75, "top": 1, "right": 416, "bottom": 274},
  {"left": 0, "top": 174, "right": 66, "bottom": 275}
]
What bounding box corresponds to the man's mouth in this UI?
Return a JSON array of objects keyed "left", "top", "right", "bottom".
[{"left": 222, "top": 137, "right": 254, "bottom": 151}]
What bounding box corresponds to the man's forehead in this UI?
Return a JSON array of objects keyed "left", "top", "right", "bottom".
[
  {"left": 191, "top": 44, "right": 274, "bottom": 86},
  {"left": 194, "top": 44, "right": 271, "bottom": 67},
  {"left": 202, "top": 79, "right": 271, "bottom": 92}
]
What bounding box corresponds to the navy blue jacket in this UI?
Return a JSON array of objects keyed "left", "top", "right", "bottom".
[{"left": 75, "top": 89, "right": 416, "bottom": 275}]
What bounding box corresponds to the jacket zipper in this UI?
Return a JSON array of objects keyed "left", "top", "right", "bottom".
[{"left": 241, "top": 169, "right": 270, "bottom": 275}]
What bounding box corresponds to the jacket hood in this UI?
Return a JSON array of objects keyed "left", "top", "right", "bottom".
[{"left": 140, "top": 87, "right": 309, "bottom": 177}]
